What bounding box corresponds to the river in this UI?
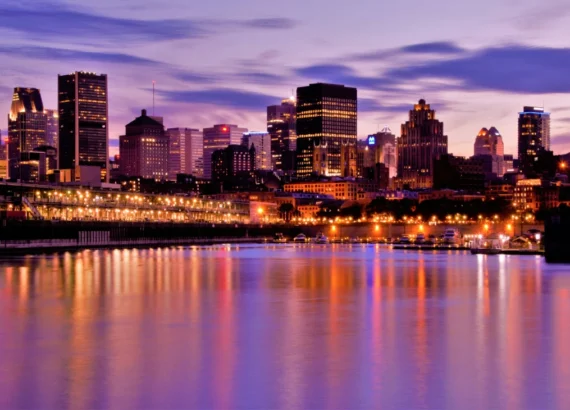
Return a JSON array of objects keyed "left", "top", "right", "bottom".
[{"left": 0, "top": 245, "right": 569, "bottom": 409}]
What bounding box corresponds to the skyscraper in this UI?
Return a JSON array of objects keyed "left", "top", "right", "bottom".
[
  {"left": 44, "top": 109, "right": 59, "bottom": 149},
  {"left": 166, "top": 128, "right": 203, "bottom": 178},
  {"left": 473, "top": 126, "right": 506, "bottom": 177},
  {"left": 202, "top": 124, "right": 248, "bottom": 179},
  {"left": 365, "top": 127, "right": 398, "bottom": 178},
  {"left": 397, "top": 99, "right": 448, "bottom": 189},
  {"left": 295, "top": 83, "right": 357, "bottom": 178},
  {"left": 119, "top": 109, "right": 169, "bottom": 180},
  {"left": 474, "top": 127, "right": 504, "bottom": 156},
  {"left": 242, "top": 131, "right": 272, "bottom": 170},
  {"left": 7, "top": 87, "right": 47, "bottom": 179},
  {"left": 267, "top": 98, "right": 296, "bottom": 170},
  {"left": 58, "top": 72, "right": 109, "bottom": 182},
  {"left": 518, "top": 106, "right": 551, "bottom": 176}
]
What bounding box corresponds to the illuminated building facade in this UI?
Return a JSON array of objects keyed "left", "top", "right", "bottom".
[
  {"left": 7, "top": 87, "right": 47, "bottom": 180},
  {"left": 120, "top": 109, "right": 168, "bottom": 180},
  {"left": 513, "top": 179, "right": 559, "bottom": 212},
  {"left": 242, "top": 131, "right": 272, "bottom": 170},
  {"left": 203, "top": 124, "right": 248, "bottom": 179},
  {"left": 518, "top": 106, "right": 551, "bottom": 177},
  {"left": 267, "top": 98, "right": 296, "bottom": 170},
  {"left": 58, "top": 72, "right": 109, "bottom": 182},
  {"left": 295, "top": 83, "right": 357, "bottom": 178},
  {"left": 284, "top": 179, "right": 378, "bottom": 201},
  {"left": 397, "top": 99, "right": 448, "bottom": 189}
]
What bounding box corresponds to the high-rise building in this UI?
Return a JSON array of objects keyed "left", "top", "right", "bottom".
[
  {"left": 166, "top": 128, "right": 203, "bottom": 178},
  {"left": 211, "top": 144, "right": 255, "bottom": 182},
  {"left": 0, "top": 130, "right": 5, "bottom": 161},
  {"left": 119, "top": 109, "right": 169, "bottom": 180},
  {"left": 473, "top": 126, "right": 506, "bottom": 177},
  {"left": 45, "top": 109, "right": 59, "bottom": 150},
  {"left": 58, "top": 72, "right": 109, "bottom": 182},
  {"left": 396, "top": 99, "right": 448, "bottom": 189},
  {"left": 203, "top": 124, "right": 248, "bottom": 179},
  {"left": 518, "top": 106, "right": 551, "bottom": 176},
  {"left": 365, "top": 127, "right": 398, "bottom": 178},
  {"left": 267, "top": 98, "right": 296, "bottom": 170},
  {"left": 7, "top": 87, "right": 47, "bottom": 179},
  {"left": 474, "top": 126, "right": 504, "bottom": 156},
  {"left": 295, "top": 83, "right": 357, "bottom": 178},
  {"left": 242, "top": 131, "right": 272, "bottom": 170}
]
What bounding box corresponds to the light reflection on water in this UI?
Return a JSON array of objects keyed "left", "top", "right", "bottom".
[{"left": 0, "top": 245, "right": 569, "bottom": 409}]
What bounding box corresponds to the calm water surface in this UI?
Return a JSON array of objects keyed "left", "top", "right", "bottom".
[{"left": 1, "top": 245, "right": 570, "bottom": 410}]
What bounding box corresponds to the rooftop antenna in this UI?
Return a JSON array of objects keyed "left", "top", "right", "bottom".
[{"left": 152, "top": 80, "right": 156, "bottom": 116}]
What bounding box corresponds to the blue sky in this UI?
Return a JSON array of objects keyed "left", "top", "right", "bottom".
[{"left": 2, "top": 0, "right": 570, "bottom": 156}]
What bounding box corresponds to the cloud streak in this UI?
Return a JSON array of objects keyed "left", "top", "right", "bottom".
[
  {"left": 157, "top": 88, "right": 282, "bottom": 110},
  {"left": 0, "top": 4, "right": 298, "bottom": 46},
  {"left": 384, "top": 45, "right": 570, "bottom": 94},
  {"left": 0, "top": 45, "right": 162, "bottom": 66}
]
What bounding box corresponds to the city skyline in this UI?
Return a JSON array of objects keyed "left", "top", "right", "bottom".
[{"left": 2, "top": 0, "right": 570, "bottom": 159}]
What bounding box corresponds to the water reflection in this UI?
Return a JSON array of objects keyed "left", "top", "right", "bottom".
[{"left": 0, "top": 246, "right": 569, "bottom": 409}]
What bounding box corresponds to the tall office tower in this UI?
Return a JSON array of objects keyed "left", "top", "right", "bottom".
[
  {"left": 365, "top": 127, "right": 398, "bottom": 178},
  {"left": 474, "top": 126, "right": 504, "bottom": 156},
  {"left": 202, "top": 124, "right": 248, "bottom": 179},
  {"left": 44, "top": 109, "right": 59, "bottom": 149},
  {"left": 119, "top": 109, "right": 169, "bottom": 180},
  {"left": 518, "top": 106, "right": 551, "bottom": 176},
  {"left": 0, "top": 130, "right": 5, "bottom": 160},
  {"left": 242, "top": 131, "right": 272, "bottom": 170},
  {"left": 7, "top": 87, "right": 47, "bottom": 179},
  {"left": 166, "top": 128, "right": 203, "bottom": 177},
  {"left": 295, "top": 83, "right": 357, "bottom": 178},
  {"left": 267, "top": 97, "right": 296, "bottom": 170},
  {"left": 58, "top": 71, "right": 109, "bottom": 182},
  {"left": 397, "top": 99, "right": 448, "bottom": 189},
  {"left": 167, "top": 128, "right": 181, "bottom": 180},
  {"left": 473, "top": 126, "right": 506, "bottom": 177}
]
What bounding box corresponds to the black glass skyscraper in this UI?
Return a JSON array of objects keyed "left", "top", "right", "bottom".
[
  {"left": 295, "top": 83, "right": 357, "bottom": 178},
  {"left": 518, "top": 106, "right": 551, "bottom": 177},
  {"left": 58, "top": 72, "right": 109, "bottom": 182},
  {"left": 267, "top": 98, "right": 296, "bottom": 170}
]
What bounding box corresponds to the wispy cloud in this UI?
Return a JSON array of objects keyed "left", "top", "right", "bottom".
[
  {"left": 0, "top": 4, "right": 298, "bottom": 47},
  {"left": 384, "top": 45, "right": 570, "bottom": 94},
  {"left": 157, "top": 88, "right": 281, "bottom": 110},
  {"left": 352, "top": 41, "right": 465, "bottom": 61},
  {"left": 0, "top": 5, "right": 208, "bottom": 43},
  {"left": 295, "top": 64, "right": 393, "bottom": 90},
  {"left": 0, "top": 45, "right": 162, "bottom": 66}
]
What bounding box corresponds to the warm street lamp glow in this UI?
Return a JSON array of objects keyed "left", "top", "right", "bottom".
[{"left": 257, "top": 207, "right": 264, "bottom": 215}]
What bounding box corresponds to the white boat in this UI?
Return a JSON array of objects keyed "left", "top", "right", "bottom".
[
  {"left": 442, "top": 228, "right": 462, "bottom": 245},
  {"left": 293, "top": 233, "right": 308, "bottom": 243},
  {"left": 399, "top": 234, "right": 411, "bottom": 245},
  {"left": 314, "top": 232, "right": 329, "bottom": 244},
  {"left": 414, "top": 233, "right": 426, "bottom": 245}
]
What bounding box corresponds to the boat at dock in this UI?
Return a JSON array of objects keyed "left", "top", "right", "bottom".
[
  {"left": 314, "top": 232, "right": 329, "bottom": 244},
  {"left": 272, "top": 233, "right": 287, "bottom": 243},
  {"left": 293, "top": 233, "right": 308, "bottom": 243}
]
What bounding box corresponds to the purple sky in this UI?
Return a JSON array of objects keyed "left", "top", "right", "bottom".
[{"left": 2, "top": 0, "right": 570, "bottom": 157}]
